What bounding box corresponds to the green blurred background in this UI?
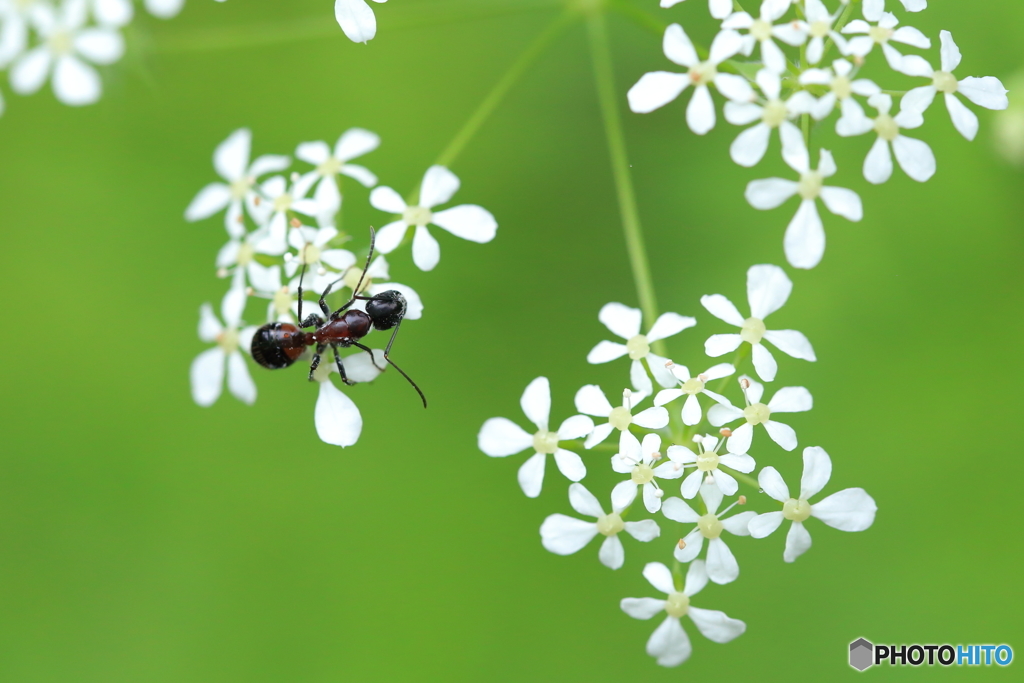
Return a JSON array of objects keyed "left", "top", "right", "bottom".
[{"left": 1, "top": 0, "right": 1022, "bottom": 680}]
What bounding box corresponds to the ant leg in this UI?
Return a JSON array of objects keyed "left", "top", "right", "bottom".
[
  {"left": 332, "top": 344, "right": 355, "bottom": 386},
  {"left": 308, "top": 343, "right": 327, "bottom": 382},
  {"left": 352, "top": 339, "right": 427, "bottom": 409},
  {"left": 299, "top": 313, "right": 324, "bottom": 329},
  {"left": 330, "top": 227, "right": 378, "bottom": 319},
  {"left": 296, "top": 262, "right": 307, "bottom": 323}
]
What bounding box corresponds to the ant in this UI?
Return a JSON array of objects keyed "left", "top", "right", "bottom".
[{"left": 250, "top": 227, "right": 427, "bottom": 408}]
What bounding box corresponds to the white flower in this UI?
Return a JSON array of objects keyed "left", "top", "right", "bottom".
[
  {"left": 723, "top": 0, "right": 807, "bottom": 75},
  {"left": 335, "top": 0, "right": 387, "bottom": 44},
  {"left": 659, "top": 0, "right": 733, "bottom": 21},
  {"left": 540, "top": 482, "right": 660, "bottom": 570},
  {"left": 707, "top": 375, "right": 812, "bottom": 454},
  {"left": 310, "top": 347, "right": 385, "bottom": 447},
  {"left": 627, "top": 24, "right": 753, "bottom": 135},
  {"left": 837, "top": 93, "right": 935, "bottom": 184},
  {"left": 216, "top": 233, "right": 282, "bottom": 295},
  {"left": 337, "top": 254, "right": 425, "bottom": 321},
  {"left": 749, "top": 446, "right": 877, "bottom": 562},
  {"left": 842, "top": 12, "right": 931, "bottom": 76},
  {"left": 9, "top": 0, "right": 124, "bottom": 106},
  {"left": 669, "top": 434, "right": 756, "bottom": 499},
  {"left": 295, "top": 128, "right": 380, "bottom": 221},
  {"left": 284, "top": 224, "right": 356, "bottom": 281},
  {"left": 90, "top": 0, "right": 133, "bottom": 27},
  {"left": 654, "top": 362, "right": 734, "bottom": 425},
  {"left": 575, "top": 386, "right": 668, "bottom": 449},
  {"left": 478, "top": 377, "right": 594, "bottom": 498},
  {"left": 610, "top": 432, "right": 687, "bottom": 513},
  {"left": 662, "top": 483, "right": 757, "bottom": 584},
  {"left": 145, "top": 0, "right": 186, "bottom": 19},
  {"left": 621, "top": 560, "right": 746, "bottom": 667},
  {"left": 700, "top": 264, "right": 816, "bottom": 382},
  {"left": 724, "top": 69, "right": 814, "bottom": 167},
  {"left": 0, "top": 1, "right": 34, "bottom": 69},
  {"left": 745, "top": 130, "right": 862, "bottom": 269},
  {"left": 862, "top": 0, "right": 927, "bottom": 23},
  {"left": 587, "top": 302, "right": 696, "bottom": 394},
  {"left": 190, "top": 287, "right": 258, "bottom": 407},
  {"left": 800, "top": 59, "right": 881, "bottom": 123},
  {"left": 799, "top": 0, "right": 848, "bottom": 65},
  {"left": 185, "top": 128, "right": 291, "bottom": 237},
  {"left": 901, "top": 31, "right": 1009, "bottom": 141},
  {"left": 250, "top": 174, "right": 321, "bottom": 255},
  {"left": 370, "top": 165, "right": 497, "bottom": 271}
]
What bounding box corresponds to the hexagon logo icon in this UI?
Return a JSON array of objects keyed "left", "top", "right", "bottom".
[{"left": 850, "top": 638, "right": 874, "bottom": 671}]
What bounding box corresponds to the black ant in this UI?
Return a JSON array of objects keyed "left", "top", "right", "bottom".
[{"left": 250, "top": 227, "right": 427, "bottom": 408}]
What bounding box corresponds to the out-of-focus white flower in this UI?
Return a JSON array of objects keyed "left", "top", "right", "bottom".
[
  {"left": 90, "top": 0, "right": 133, "bottom": 27},
  {"left": 611, "top": 432, "right": 686, "bottom": 513},
  {"left": 662, "top": 483, "right": 757, "bottom": 584},
  {"left": 295, "top": 128, "right": 380, "bottom": 221},
  {"left": 145, "top": 0, "right": 186, "bottom": 19},
  {"left": 749, "top": 446, "right": 877, "bottom": 562},
  {"left": 575, "top": 386, "right": 668, "bottom": 449},
  {"left": 700, "top": 264, "right": 815, "bottom": 382},
  {"left": 185, "top": 129, "right": 291, "bottom": 237},
  {"left": 478, "top": 377, "right": 594, "bottom": 498},
  {"left": 724, "top": 69, "right": 814, "bottom": 167},
  {"left": 862, "top": 0, "right": 927, "bottom": 22},
  {"left": 587, "top": 302, "right": 696, "bottom": 394},
  {"left": 370, "top": 165, "right": 497, "bottom": 271},
  {"left": 745, "top": 130, "right": 862, "bottom": 269},
  {"left": 190, "top": 287, "right": 258, "bottom": 407},
  {"left": 284, "top": 224, "right": 355, "bottom": 281},
  {"left": 798, "top": 0, "right": 848, "bottom": 65},
  {"left": 621, "top": 560, "right": 746, "bottom": 667},
  {"left": 723, "top": 0, "right": 806, "bottom": 75},
  {"left": 708, "top": 375, "right": 812, "bottom": 454},
  {"left": 540, "top": 482, "right": 660, "bottom": 570},
  {"left": 9, "top": 0, "right": 124, "bottom": 106},
  {"left": 216, "top": 233, "right": 282, "bottom": 295},
  {"left": 655, "top": 362, "right": 734, "bottom": 426},
  {"left": 901, "top": 31, "right": 1009, "bottom": 141},
  {"left": 335, "top": 0, "right": 387, "bottom": 44},
  {"left": 670, "top": 434, "right": 756, "bottom": 499},
  {"left": 842, "top": 12, "right": 931, "bottom": 76},
  {"left": 800, "top": 59, "right": 881, "bottom": 123},
  {"left": 660, "top": 0, "right": 733, "bottom": 21},
  {"left": 336, "top": 254, "right": 424, "bottom": 321},
  {"left": 310, "top": 347, "right": 385, "bottom": 447},
  {"left": 627, "top": 24, "right": 753, "bottom": 135},
  {"left": 837, "top": 93, "right": 935, "bottom": 184},
  {"left": 251, "top": 174, "right": 321, "bottom": 255}
]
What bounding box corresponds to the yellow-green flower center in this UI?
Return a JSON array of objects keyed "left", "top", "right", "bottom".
[
  {"left": 403, "top": 205, "right": 433, "bottom": 227},
  {"left": 631, "top": 463, "right": 655, "bottom": 485},
  {"left": 273, "top": 193, "right": 293, "bottom": 213},
  {"left": 626, "top": 334, "right": 650, "bottom": 360},
  {"left": 533, "top": 430, "right": 559, "bottom": 455},
  {"left": 48, "top": 30, "right": 73, "bottom": 56},
  {"left": 810, "top": 20, "right": 831, "bottom": 39},
  {"left": 831, "top": 75, "right": 853, "bottom": 100},
  {"left": 317, "top": 156, "right": 342, "bottom": 176},
  {"left": 230, "top": 177, "right": 253, "bottom": 199},
  {"left": 697, "top": 513, "right": 724, "bottom": 539},
  {"left": 933, "top": 70, "right": 959, "bottom": 94},
  {"left": 874, "top": 113, "right": 900, "bottom": 141},
  {"left": 783, "top": 497, "right": 812, "bottom": 522},
  {"left": 216, "top": 328, "right": 239, "bottom": 354},
  {"left": 798, "top": 171, "right": 824, "bottom": 200},
  {"left": 298, "top": 243, "right": 322, "bottom": 265},
  {"left": 665, "top": 592, "right": 690, "bottom": 618},
  {"left": 609, "top": 406, "right": 633, "bottom": 431},
  {"left": 740, "top": 317, "right": 766, "bottom": 344},
  {"left": 751, "top": 19, "right": 772, "bottom": 42},
  {"left": 237, "top": 241, "right": 256, "bottom": 267},
  {"left": 272, "top": 288, "right": 293, "bottom": 318},
  {"left": 762, "top": 99, "right": 789, "bottom": 128},
  {"left": 744, "top": 402, "right": 771, "bottom": 425},
  {"left": 682, "top": 377, "right": 705, "bottom": 395},
  {"left": 869, "top": 25, "right": 894, "bottom": 44},
  {"left": 597, "top": 512, "right": 625, "bottom": 536},
  {"left": 696, "top": 451, "right": 720, "bottom": 472},
  {"left": 690, "top": 62, "right": 717, "bottom": 86},
  {"left": 343, "top": 267, "right": 372, "bottom": 293}
]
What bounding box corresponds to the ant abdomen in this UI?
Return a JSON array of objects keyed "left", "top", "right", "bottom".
[{"left": 251, "top": 322, "right": 306, "bottom": 369}]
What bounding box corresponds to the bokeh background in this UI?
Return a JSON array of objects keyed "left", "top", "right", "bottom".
[{"left": 1, "top": 0, "right": 1022, "bottom": 680}]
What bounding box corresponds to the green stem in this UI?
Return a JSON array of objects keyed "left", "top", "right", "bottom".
[
  {"left": 560, "top": 439, "right": 618, "bottom": 453},
  {"left": 820, "top": 0, "right": 857, "bottom": 63},
  {"left": 586, "top": 9, "right": 664, "bottom": 354},
  {"left": 719, "top": 465, "right": 759, "bottom": 491}
]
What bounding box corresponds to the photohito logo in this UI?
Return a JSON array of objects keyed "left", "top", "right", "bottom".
[{"left": 849, "top": 638, "right": 1013, "bottom": 671}]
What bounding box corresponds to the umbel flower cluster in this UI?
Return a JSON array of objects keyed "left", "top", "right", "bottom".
[
  {"left": 631, "top": 0, "right": 1007, "bottom": 269},
  {"left": 0, "top": 0, "right": 196, "bottom": 115},
  {"left": 186, "top": 127, "right": 497, "bottom": 447}
]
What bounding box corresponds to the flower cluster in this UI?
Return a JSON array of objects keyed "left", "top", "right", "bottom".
[
  {"left": 0, "top": 0, "right": 194, "bottom": 114},
  {"left": 186, "top": 127, "right": 497, "bottom": 446},
  {"left": 632, "top": 0, "right": 1008, "bottom": 269},
  {"left": 479, "top": 264, "right": 876, "bottom": 666}
]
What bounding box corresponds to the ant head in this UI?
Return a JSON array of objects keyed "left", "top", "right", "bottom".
[{"left": 366, "top": 290, "right": 406, "bottom": 330}]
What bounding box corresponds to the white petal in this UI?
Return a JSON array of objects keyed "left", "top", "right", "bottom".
[
  {"left": 768, "top": 386, "right": 813, "bottom": 413},
  {"left": 93, "top": 0, "right": 133, "bottom": 26},
  {"left": 621, "top": 597, "right": 667, "bottom": 620},
  {"left": 705, "top": 537, "right": 739, "bottom": 584},
  {"left": 730, "top": 123, "right": 771, "bottom": 167},
  {"left": 335, "top": 0, "right": 377, "bottom": 43},
  {"left": 648, "top": 312, "right": 696, "bottom": 342},
  {"left": 197, "top": 303, "right": 222, "bottom": 342},
  {"left": 959, "top": 76, "right": 1009, "bottom": 111},
  {"left": 820, "top": 186, "right": 863, "bottom": 221},
  {"left": 520, "top": 376, "right": 551, "bottom": 430},
  {"left": 630, "top": 359, "right": 653, "bottom": 396},
  {"left": 647, "top": 616, "right": 692, "bottom": 667},
  {"left": 902, "top": 85, "right": 937, "bottom": 114},
  {"left": 784, "top": 200, "right": 826, "bottom": 270},
  {"left": 746, "top": 264, "right": 791, "bottom": 319},
  {"left": 574, "top": 384, "right": 613, "bottom": 417},
  {"left": 687, "top": 85, "right": 716, "bottom": 135},
  {"left": 373, "top": 221, "right": 408, "bottom": 255},
  {"left": 688, "top": 607, "right": 746, "bottom": 644},
  {"left": 518, "top": 452, "right": 546, "bottom": 498},
  {"left": 584, "top": 423, "right": 615, "bottom": 449},
  {"left": 811, "top": 488, "right": 877, "bottom": 531},
  {"left": 628, "top": 71, "right": 689, "bottom": 114},
  {"left": 315, "top": 380, "right": 362, "bottom": 447},
  {"left": 863, "top": 137, "right": 893, "bottom": 185},
  {"left": 557, "top": 414, "right": 595, "bottom": 440},
  {"left": 945, "top": 93, "right": 979, "bottom": 141},
  {"left": 783, "top": 521, "right": 812, "bottom": 562},
  {"left": 369, "top": 185, "right": 407, "bottom": 213},
  {"left": 478, "top": 417, "right": 533, "bottom": 456},
  {"left": 248, "top": 154, "right": 291, "bottom": 178},
  {"left": 419, "top": 165, "right": 460, "bottom": 208},
  {"left": 743, "top": 375, "right": 764, "bottom": 404},
  {"left": 540, "top": 514, "right": 597, "bottom": 554},
  {"left": 554, "top": 449, "right": 587, "bottom": 482},
  {"left": 431, "top": 205, "right": 497, "bottom": 243},
  {"left": 713, "top": 469, "right": 738, "bottom": 497},
  {"left": 758, "top": 466, "right": 790, "bottom": 502},
  {"left": 892, "top": 135, "right": 935, "bottom": 182},
  {"left": 719, "top": 452, "right": 755, "bottom": 473},
  {"left": 714, "top": 73, "right": 755, "bottom": 103},
  {"left": 625, "top": 519, "right": 661, "bottom": 542},
  {"left": 681, "top": 394, "right": 702, "bottom": 426},
  {"left": 190, "top": 348, "right": 225, "bottom": 407},
  {"left": 798, "top": 446, "right": 832, "bottom": 500},
  {"left": 296, "top": 140, "right": 330, "bottom": 165},
  {"left": 759, "top": 38, "right": 787, "bottom": 75},
  {"left": 673, "top": 530, "right": 704, "bottom": 562},
  {"left": 704, "top": 334, "right": 743, "bottom": 358},
  {"left": 682, "top": 559, "right": 708, "bottom": 597},
  {"left": 661, "top": 496, "right": 699, "bottom": 524},
  {"left": 586, "top": 340, "right": 628, "bottom": 364},
  {"left": 341, "top": 348, "right": 385, "bottom": 383},
  {"left": 633, "top": 407, "right": 669, "bottom": 430},
  {"left": 185, "top": 183, "right": 232, "bottom": 222},
  {"left": 145, "top": 0, "right": 185, "bottom": 18},
  {"left": 663, "top": 23, "right": 697, "bottom": 67},
  {"left": 214, "top": 128, "right": 251, "bottom": 182},
  {"left": 411, "top": 226, "right": 440, "bottom": 271},
  {"left": 226, "top": 351, "right": 256, "bottom": 405},
  {"left": 749, "top": 511, "right": 785, "bottom": 538},
  {"left": 335, "top": 127, "right": 381, "bottom": 161},
  {"left": 644, "top": 561, "right": 677, "bottom": 594},
  {"left": 700, "top": 294, "right": 745, "bottom": 326},
  {"left": 612, "top": 479, "right": 639, "bottom": 511},
  {"left": 745, "top": 178, "right": 799, "bottom": 210},
  {"left": 708, "top": 0, "right": 733, "bottom": 19},
  {"left": 340, "top": 163, "right": 378, "bottom": 187},
  {"left": 73, "top": 28, "right": 123, "bottom": 64},
  {"left": 647, "top": 353, "right": 677, "bottom": 389},
  {"left": 642, "top": 482, "right": 661, "bottom": 513},
  {"left": 709, "top": 28, "right": 744, "bottom": 64},
  {"left": 53, "top": 56, "right": 100, "bottom": 106},
  {"left": 699, "top": 482, "right": 724, "bottom": 516},
  {"left": 938, "top": 29, "right": 961, "bottom": 73},
  {"left": 599, "top": 302, "right": 642, "bottom": 339},
  {"left": 763, "top": 329, "right": 816, "bottom": 361},
  {"left": 891, "top": 26, "right": 931, "bottom": 50},
  {"left": 680, "top": 469, "right": 704, "bottom": 499},
  {"left": 764, "top": 420, "right": 798, "bottom": 451},
  {"left": 751, "top": 343, "right": 777, "bottom": 382},
  {"left": 725, "top": 101, "right": 763, "bottom": 126},
  {"left": 707, "top": 403, "right": 743, "bottom": 427}
]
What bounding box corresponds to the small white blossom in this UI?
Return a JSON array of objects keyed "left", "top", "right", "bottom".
[
  {"left": 901, "top": 31, "right": 1009, "bottom": 141},
  {"left": 540, "top": 482, "right": 660, "bottom": 570},
  {"left": 800, "top": 59, "right": 881, "bottom": 123},
  {"left": 478, "top": 377, "right": 594, "bottom": 498},
  {"left": 295, "top": 128, "right": 380, "bottom": 221},
  {"left": 669, "top": 435, "right": 756, "bottom": 499},
  {"left": 370, "top": 165, "right": 497, "bottom": 271},
  {"left": 745, "top": 130, "right": 862, "bottom": 269},
  {"left": 749, "top": 446, "right": 877, "bottom": 562},
  {"left": 335, "top": 0, "right": 387, "bottom": 44},
  {"left": 842, "top": 12, "right": 931, "bottom": 76},
  {"left": 216, "top": 233, "right": 282, "bottom": 295},
  {"left": 575, "top": 386, "right": 668, "bottom": 449},
  {"left": 627, "top": 24, "right": 753, "bottom": 135},
  {"left": 837, "top": 93, "right": 935, "bottom": 184},
  {"left": 190, "top": 288, "right": 258, "bottom": 407},
  {"left": 91, "top": 0, "right": 133, "bottom": 27},
  {"left": 862, "top": 0, "right": 927, "bottom": 23},
  {"left": 723, "top": 0, "right": 806, "bottom": 75},
  {"left": 311, "top": 347, "right": 385, "bottom": 447},
  {"left": 611, "top": 432, "right": 686, "bottom": 513},
  {"left": 251, "top": 174, "right": 321, "bottom": 255},
  {"left": 701, "top": 264, "right": 816, "bottom": 382},
  {"left": 145, "top": 0, "right": 186, "bottom": 19},
  {"left": 659, "top": 0, "right": 733, "bottom": 21},
  {"left": 587, "top": 302, "right": 696, "bottom": 394},
  {"left": 340, "top": 255, "right": 425, "bottom": 321},
  {"left": 724, "top": 68, "right": 814, "bottom": 167},
  {"left": 798, "top": 0, "right": 848, "bottom": 65},
  {"left": 707, "top": 375, "right": 812, "bottom": 454},
  {"left": 621, "top": 560, "right": 746, "bottom": 667},
  {"left": 662, "top": 483, "right": 757, "bottom": 584},
  {"left": 284, "top": 224, "right": 356, "bottom": 281},
  {"left": 654, "top": 362, "right": 734, "bottom": 426}
]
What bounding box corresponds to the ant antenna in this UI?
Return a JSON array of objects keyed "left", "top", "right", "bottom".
[
  {"left": 349, "top": 226, "right": 376, "bottom": 298},
  {"left": 296, "top": 260, "right": 308, "bottom": 323},
  {"left": 383, "top": 318, "right": 427, "bottom": 408}
]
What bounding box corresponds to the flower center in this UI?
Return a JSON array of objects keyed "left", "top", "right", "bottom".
[
  {"left": 933, "top": 70, "right": 959, "bottom": 94},
  {"left": 237, "top": 241, "right": 256, "bottom": 267},
  {"left": 798, "top": 171, "right": 824, "bottom": 200},
  {"left": 874, "top": 113, "right": 899, "bottom": 142},
  {"left": 750, "top": 19, "right": 772, "bottom": 42},
  {"left": 762, "top": 99, "right": 789, "bottom": 128},
  {"left": 783, "top": 497, "right": 812, "bottom": 522},
  {"left": 273, "top": 193, "right": 293, "bottom": 213},
  {"left": 682, "top": 377, "right": 705, "bottom": 395},
  {"left": 810, "top": 20, "right": 831, "bottom": 39},
  {"left": 869, "top": 25, "right": 893, "bottom": 44},
  {"left": 230, "top": 177, "right": 253, "bottom": 199},
  {"left": 689, "top": 61, "right": 717, "bottom": 86},
  {"left": 272, "top": 288, "right": 293, "bottom": 317},
  {"left": 626, "top": 334, "right": 650, "bottom": 360},
  {"left": 831, "top": 75, "right": 852, "bottom": 100},
  {"left": 697, "top": 513, "right": 724, "bottom": 539},
  {"left": 533, "top": 430, "right": 559, "bottom": 455},
  {"left": 665, "top": 592, "right": 690, "bottom": 618},
  {"left": 608, "top": 406, "right": 633, "bottom": 431},
  {"left": 597, "top": 512, "right": 625, "bottom": 537},
  {"left": 403, "top": 205, "right": 433, "bottom": 227},
  {"left": 216, "top": 328, "right": 239, "bottom": 354},
  {"left": 743, "top": 402, "right": 771, "bottom": 425},
  {"left": 299, "top": 243, "right": 322, "bottom": 265},
  {"left": 317, "top": 157, "right": 342, "bottom": 176},
  {"left": 740, "top": 317, "right": 766, "bottom": 344},
  {"left": 343, "top": 267, "right": 372, "bottom": 293},
  {"left": 696, "top": 451, "right": 720, "bottom": 472},
  {"left": 48, "top": 30, "right": 73, "bottom": 56},
  {"left": 631, "top": 463, "right": 655, "bottom": 485}
]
